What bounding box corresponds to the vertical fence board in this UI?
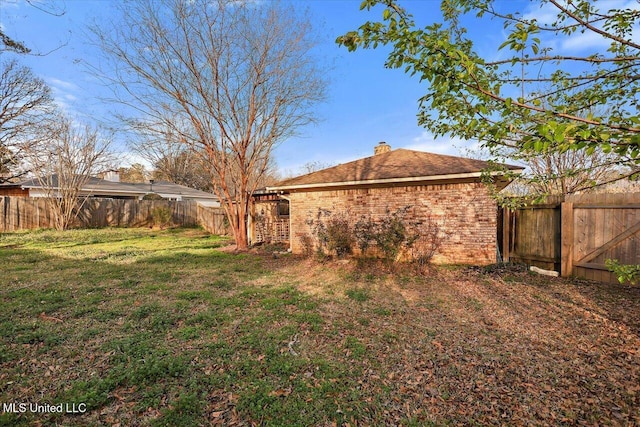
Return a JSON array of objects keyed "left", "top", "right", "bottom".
[
  {"left": 504, "top": 202, "right": 561, "bottom": 270},
  {"left": 561, "top": 202, "right": 573, "bottom": 277}
]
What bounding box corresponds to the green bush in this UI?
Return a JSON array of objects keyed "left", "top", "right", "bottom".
[
  {"left": 605, "top": 259, "right": 640, "bottom": 285},
  {"left": 372, "top": 207, "right": 416, "bottom": 261},
  {"left": 143, "top": 193, "right": 164, "bottom": 200},
  {"left": 151, "top": 207, "right": 172, "bottom": 229},
  {"left": 353, "top": 215, "right": 376, "bottom": 256},
  {"left": 326, "top": 212, "right": 354, "bottom": 257}
]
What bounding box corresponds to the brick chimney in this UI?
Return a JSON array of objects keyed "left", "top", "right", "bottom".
[
  {"left": 102, "top": 170, "right": 120, "bottom": 182},
  {"left": 374, "top": 141, "right": 391, "bottom": 155}
]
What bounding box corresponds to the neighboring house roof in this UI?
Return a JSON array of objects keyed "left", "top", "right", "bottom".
[
  {"left": 0, "top": 182, "right": 21, "bottom": 188},
  {"left": 16, "top": 175, "right": 218, "bottom": 201},
  {"left": 269, "top": 149, "right": 523, "bottom": 191},
  {"left": 143, "top": 180, "right": 218, "bottom": 200}
]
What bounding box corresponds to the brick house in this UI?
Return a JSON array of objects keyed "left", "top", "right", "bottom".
[{"left": 265, "top": 142, "right": 523, "bottom": 265}]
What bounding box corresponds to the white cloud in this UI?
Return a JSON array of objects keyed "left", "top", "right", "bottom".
[
  {"left": 401, "top": 131, "right": 482, "bottom": 157},
  {"left": 561, "top": 30, "right": 612, "bottom": 52},
  {"left": 119, "top": 152, "right": 154, "bottom": 170},
  {"left": 45, "top": 77, "right": 82, "bottom": 114},
  {"left": 522, "top": 0, "right": 639, "bottom": 54},
  {"left": 523, "top": 1, "right": 560, "bottom": 25},
  {"left": 48, "top": 78, "right": 80, "bottom": 91},
  {"left": 0, "top": 0, "right": 19, "bottom": 11}
]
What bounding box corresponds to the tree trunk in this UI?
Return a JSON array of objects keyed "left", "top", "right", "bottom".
[
  {"left": 222, "top": 195, "right": 249, "bottom": 251},
  {"left": 234, "top": 199, "right": 249, "bottom": 251}
]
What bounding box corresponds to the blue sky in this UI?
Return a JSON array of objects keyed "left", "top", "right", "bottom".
[{"left": 1, "top": 0, "right": 637, "bottom": 175}]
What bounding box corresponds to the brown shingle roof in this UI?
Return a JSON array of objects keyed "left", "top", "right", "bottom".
[{"left": 270, "top": 149, "right": 522, "bottom": 190}]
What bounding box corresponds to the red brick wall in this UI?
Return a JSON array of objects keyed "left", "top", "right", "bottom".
[
  {"left": 0, "top": 187, "right": 29, "bottom": 197},
  {"left": 288, "top": 181, "right": 497, "bottom": 265}
]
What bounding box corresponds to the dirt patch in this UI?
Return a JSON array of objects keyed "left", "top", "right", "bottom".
[{"left": 216, "top": 243, "right": 240, "bottom": 253}]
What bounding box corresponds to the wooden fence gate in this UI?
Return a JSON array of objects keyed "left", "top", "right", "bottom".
[{"left": 500, "top": 193, "right": 640, "bottom": 284}]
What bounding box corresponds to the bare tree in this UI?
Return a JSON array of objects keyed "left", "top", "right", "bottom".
[
  {"left": 92, "top": 0, "right": 326, "bottom": 249},
  {"left": 153, "top": 150, "right": 213, "bottom": 192},
  {"left": 130, "top": 123, "right": 214, "bottom": 191},
  {"left": 497, "top": 92, "right": 639, "bottom": 196},
  {"left": 133, "top": 118, "right": 282, "bottom": 192},
  {"left": 300, "top": 161, "right": 335, "bottom": 175},
  {"left": 500, "top": 101, "right": 637, "bottom": 196},
  {"left": 1, "top": 1, "right": 66, "bottom": 55},
  {"left": 520, "top": 147, "right": 631, "bottom": 195},
  {"left": 118, "top": 163, "right": 148, "bottom": 183},
  {"left": 0, "top": 59, "right": 56, "bottom": 183},
  {"left": 25, "top": 118, "right": 113, "bottom": 230},
  {"left": 470, "top": 142, "right": 632, "bottom": 197}
]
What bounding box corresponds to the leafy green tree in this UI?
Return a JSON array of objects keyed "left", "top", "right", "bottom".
[{"left": 338, "top": 0, "right": 640, "bottom": 170}]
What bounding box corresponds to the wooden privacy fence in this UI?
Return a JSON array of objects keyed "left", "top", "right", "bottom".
[
  {"left": 197, "top": 204, "right": 229, "bottom": 236},
  {"left": 0, "top": 196, "right": 229, "bottom": 235},
  {"left": 500, "top": 193, "right": 640, "bottom": 284}
]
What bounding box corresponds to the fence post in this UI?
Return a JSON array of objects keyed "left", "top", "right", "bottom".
[
  {"left": 560, "top": 202, "right": 574, "bottom": 277},
  {"left": 501, "top": 207, "right": 510, "bottom": 262},
  {"left": 1, "top": 196, "right": 5, "bottom": 232}
]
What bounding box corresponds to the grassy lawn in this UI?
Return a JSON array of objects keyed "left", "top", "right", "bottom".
[{"left": 0, "top": 227, "right": 639, "bottom": 426}]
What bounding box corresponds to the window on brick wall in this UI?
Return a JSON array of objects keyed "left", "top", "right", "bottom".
[{"left": 277, "top": 200, "right": 290, "bottom": 218}]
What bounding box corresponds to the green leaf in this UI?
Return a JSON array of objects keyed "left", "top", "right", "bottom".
[
  {"left": 534, "top": 140, "right": 544, "bottom": 152},
  {"left": 553, "top": 131, "right": 564, "bottom": 143}
]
